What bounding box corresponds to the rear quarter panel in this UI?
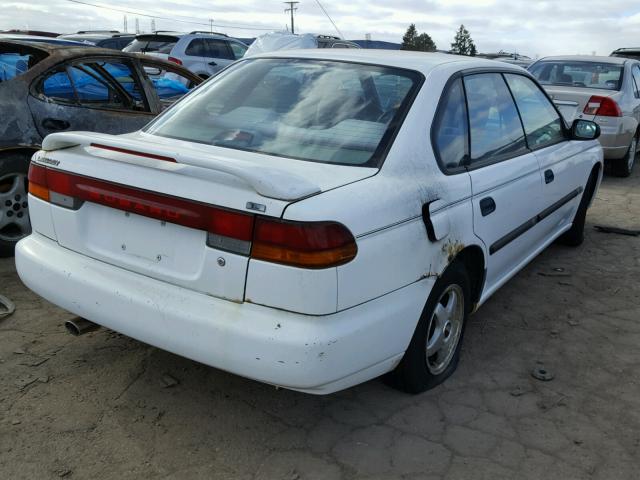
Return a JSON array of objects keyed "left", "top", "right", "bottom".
[{"left": 279, "top": 62, "right": 483, "bottom": 312}]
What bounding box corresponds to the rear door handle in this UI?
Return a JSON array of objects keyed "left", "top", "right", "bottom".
[
  {"left": 41, "top": 118, "right": 70, "bottom": 131},
  {"left": 544, "top": 169, "right": 554, "bottom": 184},
  {"left": 479, "top": 197, "right": 496, "bottom": 217}
]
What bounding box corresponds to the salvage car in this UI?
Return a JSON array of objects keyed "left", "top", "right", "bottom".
[
  {"left": 529, "top": 55, "right": 640, "bottom": 177},
  {"left": 16, "top": 50, "right": 603, "bottom": 394},
  {"left": 0, "top": 40, "right": 202, "bottom": 256}
]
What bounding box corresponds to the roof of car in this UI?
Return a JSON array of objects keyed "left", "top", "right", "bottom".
[
  {"left": 59, "top": 33, "right": 135, "bottom": 41},
  {"left": 536, "top": 55, "right": 628, "bottom": 65},
  {"left": 248, "top": 49, "right": 525, "bottom": 74}
]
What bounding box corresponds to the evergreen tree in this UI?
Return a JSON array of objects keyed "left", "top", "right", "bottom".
[
  {"left": 401, "top": 24, "right": 437, "bottom": 52},
  {"left": 401, "top": 24, "right": 419, "bottom": 50},
  {"left": 450, "top": 24, "right": 477, "bottom": 56},
  {"left": 416, "top": 33, "right": 437, "bottom": 52}
]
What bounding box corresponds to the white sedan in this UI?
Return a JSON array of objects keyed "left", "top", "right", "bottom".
[{"left": 16, "top": 50, "right": 603, "bottom": 394}]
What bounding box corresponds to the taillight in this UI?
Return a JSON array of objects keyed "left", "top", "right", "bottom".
[
  {"left": 27, "top": 163, "right": 358, "bottom": 268},
  {"left": 168, "top": 56, "right": 183, "bottom": 66},
  {"left": 27, "top": 163, "right": 254, "bottom": 254},
  {"left": 583, "top": 95, "right": 622, "bottom": 117},
  {"left": 252, "top": 218, "right": 357, "bottom": 268},
  {"left": 28, "top": 163, "right": 49, "bottom": 202}
]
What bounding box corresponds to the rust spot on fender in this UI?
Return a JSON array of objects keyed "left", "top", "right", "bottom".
[{"left": 442, "top": 239, "right": 465, "bottom": 263}]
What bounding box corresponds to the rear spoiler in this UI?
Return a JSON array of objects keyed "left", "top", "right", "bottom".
[{"left": 41, "top": 132, "right": 321, "bottom": 201}]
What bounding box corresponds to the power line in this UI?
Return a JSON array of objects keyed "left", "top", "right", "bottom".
[
  {"left": 64, "top": 0, "right": 279, "bottom": 31},
  {"left": 313, "top": 0, "right": 343, "bottom": 39}
]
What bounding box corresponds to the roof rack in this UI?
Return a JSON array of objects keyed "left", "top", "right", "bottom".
[
  {"left": 189, "top": 31, "right": 229, "bottom": 37},
  {"left": 77, "top": 30, "right": 120, "bottom": 34}
]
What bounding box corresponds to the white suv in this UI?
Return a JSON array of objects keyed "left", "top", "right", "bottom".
[
  {"left": 124, "top": 31, "right": 247, "bottom": 78},
  {"left": 17, "top": 50, "right": 603, "bottom": 394}
]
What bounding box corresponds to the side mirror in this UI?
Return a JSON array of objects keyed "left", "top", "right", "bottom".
[{"left": 571, "top": 119, "right": 600, "bottom": 140}]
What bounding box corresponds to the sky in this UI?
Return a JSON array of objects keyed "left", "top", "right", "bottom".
[{"left": 3, "top": 0, "right": 640, "bottom": 58}]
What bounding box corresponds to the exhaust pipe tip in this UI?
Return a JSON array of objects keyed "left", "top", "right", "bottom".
[{"left": 65, "top": 318, "right": 100, "bottom": 336}]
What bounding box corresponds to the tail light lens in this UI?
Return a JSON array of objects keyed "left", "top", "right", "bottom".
[
  {"left": 28, "top": 163, "right": 254, "bottom": 253},
  {"left": 252, "top": 218, "right": 357, "bottom": 268},
  {"left": 27, "top": 163, "right": 357, "bottom": 268},
  {"left": 583, "top": 95, "right": 622, "bottom": 117},
  {"left": 168, "top": 56, "right": 183, "bottom": 66},
  {"left": 28, "top": 163, "right": 49, "bottom": 202}
]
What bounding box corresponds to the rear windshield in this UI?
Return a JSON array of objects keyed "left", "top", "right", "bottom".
[
  {"left": 123, "top": 36, "right": 178, "bottom": 54},
  {"left": 529, "top": 61, "right": 624, "bottom": 90},
  {"left": 0, "top": 45, "right": 48, "bottom": 81},
  {"left": 145, "top": 58, "right": 421, "bottom": 167},
  {"left": 611, "top": 51, "right": 640, "bottom": 61}
]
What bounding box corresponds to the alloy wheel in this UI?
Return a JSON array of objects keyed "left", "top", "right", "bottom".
[
  {"left": 425, "top": 284, "right": 465, "bottom": 375},
  {"left": 0, "top": 173, "right": 31, "bottom": 242}
]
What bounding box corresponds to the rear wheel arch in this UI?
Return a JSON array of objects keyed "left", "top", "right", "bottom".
[
  {"left": 447, "top": 245, "right": 486, "bottom": 308},
  {"left": 585, "top": 162, "right": 601, "bottom": 206}
]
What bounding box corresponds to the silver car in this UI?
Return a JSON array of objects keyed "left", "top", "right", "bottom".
[
  {"left": 124, "top": 32, "right": 247, "bottom": 79},
  {"left": 529, "top": 55, "right": 640, "bottom": 176}
]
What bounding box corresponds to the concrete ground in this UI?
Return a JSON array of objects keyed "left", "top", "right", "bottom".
[{"left": 1, "top": 168, "right": 639, "bottom": 480}]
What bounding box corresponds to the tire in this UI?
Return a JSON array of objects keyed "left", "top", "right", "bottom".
[
  {"left": 389, "top": 261, "right": 471, "bottom": 394},
  {"left": 557, "top": 170, "right": 598, "bottom": 247},
  {"left": 0, "top": 152, "right": 33, "bottom": 258},
  {"left": 612, "top": 135, "right": 637, "bottom": 178}
]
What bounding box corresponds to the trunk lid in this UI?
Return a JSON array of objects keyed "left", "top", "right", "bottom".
[
  {"left": 543, "top": 85, "right": 617, "bottom": 122},
  {"left": 38, "top": 131, "right": 376, "bottom": 302}
]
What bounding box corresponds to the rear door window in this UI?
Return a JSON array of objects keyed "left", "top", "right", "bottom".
[
  {"left": 204, "top": 40, "right": 234, "bottom": 60},
  {"left": 464, "top": 73, "right": 528, "bottom": 165},
  {"left": 185, "top": 39, "right": 208, "bottom": 57},
  {"left": 42, "top": 68, "right": 76, "bottom": 101},
  {"left": 39, "top": 60, "right": 149, "bottom": 112},
  {"left": 432, "top": 78, "right": 468, "bottom": 171},
  {"left": 504, "top": 74, "right": 565, "bottom": 149}
]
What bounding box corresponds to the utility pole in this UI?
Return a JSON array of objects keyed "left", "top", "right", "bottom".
[
  {"left": 123, "top": 15, "right": 127, "bottom": 33},
  {"left": 284, "top": 1, "right": 299, "bottom": 34},
  {"left": 209, "top": 18, "right": 213, "bottom": 33}
]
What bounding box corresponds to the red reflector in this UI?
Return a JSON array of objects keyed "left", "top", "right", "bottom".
[
  {"left": 168, "top": 56, "right": 183, "bottom": 66},
  {"left": 89, "top": 143, "right": 176, "bottom": 163},
  {"left": 44, "top": 169, "right": 254, "bottom": 241},
  {"left": 583, "top": 95, "right": 622, "bottom": 117},
  {"left": 252, "top": 218, "right": 357, "bottom": 268}
]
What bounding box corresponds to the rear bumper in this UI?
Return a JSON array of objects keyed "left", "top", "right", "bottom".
[{"left": 16, "top": 234, "right": 431, "bottom": 394}]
